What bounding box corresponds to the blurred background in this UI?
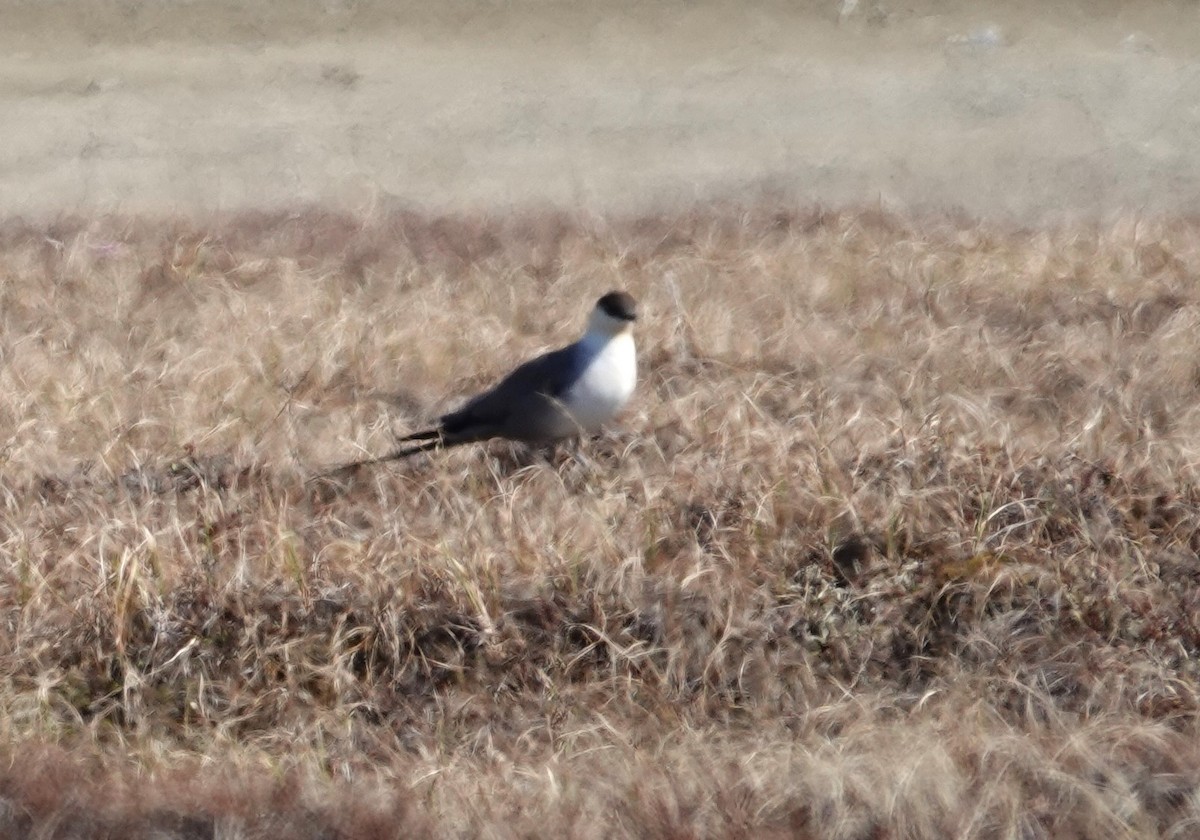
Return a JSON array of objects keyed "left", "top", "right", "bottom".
[{"left": 4, "top": 0, "right": 1199, "bottom": 223}]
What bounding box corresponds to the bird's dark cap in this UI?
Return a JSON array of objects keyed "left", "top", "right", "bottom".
[{"left": 597, "top": 291, "right": 638, "bottom": 322}]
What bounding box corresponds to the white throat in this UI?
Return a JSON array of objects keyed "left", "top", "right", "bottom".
[
  {"left": 562, "top": 323, "right": 637, "bottom": 433},
  {"left": 586, "top": 307, "right": 634, "bottom": 337}
]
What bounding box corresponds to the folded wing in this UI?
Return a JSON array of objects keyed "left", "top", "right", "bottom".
[{"left": 432, "top": 343, "right": 581, "bottom": 445}]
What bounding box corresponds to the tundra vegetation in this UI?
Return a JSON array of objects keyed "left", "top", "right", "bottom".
[{"left": 1, "top": 205, "right": 1198, "bottom": 838}]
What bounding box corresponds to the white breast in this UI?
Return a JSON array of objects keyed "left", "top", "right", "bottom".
[{"left": 563, "top": 332, "right": 637, "bottom": 433}]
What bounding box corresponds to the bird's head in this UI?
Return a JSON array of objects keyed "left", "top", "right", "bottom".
[{"left": 587, "top": 291, "right": 638, "bottom": 337}]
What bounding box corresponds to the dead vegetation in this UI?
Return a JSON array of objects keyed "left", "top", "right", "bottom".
[{"left": 1, "top": 204, "right": 1199, "bottom": 837}]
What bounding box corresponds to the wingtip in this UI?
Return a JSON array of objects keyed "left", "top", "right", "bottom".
[{"left": 398, "top": 427, "right": 443, "bottom": 443}]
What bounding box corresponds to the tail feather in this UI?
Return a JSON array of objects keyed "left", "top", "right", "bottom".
[
  {"left": 309, "top": 410, "right": 506, "bottom": 483},
  {"left": 310, "top": 428, "right": 477, "bottom": 482}
]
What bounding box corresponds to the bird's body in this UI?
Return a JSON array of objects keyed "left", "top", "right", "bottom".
[
  {"left": 327, "top": 291, "right": 638, "bottom": 472},
  {"left": 557, "top": 327, "right": 637, "bottom": 435}
]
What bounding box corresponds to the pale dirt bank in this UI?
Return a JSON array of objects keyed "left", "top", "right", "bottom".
[{"left": 2, "top": 0, "right": 1200, "bottom": 222}]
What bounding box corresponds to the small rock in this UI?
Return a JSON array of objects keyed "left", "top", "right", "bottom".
[
  {"left": 1121, "top": 32, "right": 1157, "bottom": 54},
  {"left": 948, "top": 24, "right": 1006, "bottom": 50}
]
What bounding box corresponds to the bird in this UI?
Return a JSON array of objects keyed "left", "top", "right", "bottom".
[{"left": 323, "top": 291, "right": 638, "bottom": 474}]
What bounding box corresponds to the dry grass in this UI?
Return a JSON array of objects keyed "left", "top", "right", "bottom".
[{"left": 1, "top": 204, "right": 1200, "bottom": 837}]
